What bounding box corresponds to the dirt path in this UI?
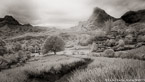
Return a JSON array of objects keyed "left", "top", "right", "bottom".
[
  {"left": 28, "top": 57, "right": 93, "bottom": 82},
  {"left": 55, "top": 56, "right": 93, "bottom": 82}
]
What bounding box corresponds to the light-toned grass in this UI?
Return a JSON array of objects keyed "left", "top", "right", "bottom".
[
  {"left": 67, "top": 57, "right": 145, "bottom": 82},
  {"left": 114, "top": 46, "right": 145, "bottom": 60},
  {"left": 0, "top": 55, "right": 88, "bottom": 82}
]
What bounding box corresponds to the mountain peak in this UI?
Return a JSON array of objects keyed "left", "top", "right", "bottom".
[
  {"left": 93, "top": 7, "right": 105, "bottom": 14},
  {"left": 4, "top": 15, "right": 14, "bottom": 19},
  {"left": 0, "top": 15, "right": 21, "bottom": 27},
  {"left": 73, "top": 7, "right": 117, "bottom": 31},
  {"left": 87, "top": 7, "right": 116, "bottom": 29},
  {"left": 121, "top": 9, "right": 145, "bottom": 24}
]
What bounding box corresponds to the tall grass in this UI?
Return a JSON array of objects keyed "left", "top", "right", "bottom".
[
  {"left": 67, "top": 57, "right": 145, "bottom": 82},
  {"left": 114, "top": 46, "right": 145, "bottom": 60},
  {"left": 0, "top": 55, "right": 89, "bottom": 82}
]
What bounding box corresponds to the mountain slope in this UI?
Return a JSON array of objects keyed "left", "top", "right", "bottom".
[
  {"left": 121, "top": 9, "right": 145, "bottom": 24},
  {"left": 0, "top": 15, "right": 21, "bottom": 27},
  {"left": 73, "top": 7, "right": 116, "bottom": 31},
  {"left": 88, "top": 7, "right": 116, "bottom": 28}
]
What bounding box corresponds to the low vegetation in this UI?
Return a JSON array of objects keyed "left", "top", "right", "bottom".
[
  {"left": 114, "top": 46, "right": 145, "bottom": 60},
  {"left": 0, "top": 55, "right": 90, "bottom": 82},
  {"left": 67, "top": 57, "right": 145, "bottom": 82}
]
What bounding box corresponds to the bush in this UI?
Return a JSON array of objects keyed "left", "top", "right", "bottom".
[
  {"left": 0, "top": 56, "right": 9, "bottom": 69},
  {"left": 114, "top": 51, "right": 128, "bottom": 58},
  {"left": 125, "top": 34, "right": 134, "bottom": 44},
  {"left": 87, "top": 30, "right": 106, "bottom": 44},
  {"left": 103, "top": 49, "right": 115, "bottom": 57},
  {"left": 105, "top": 39, "right": 116, "bottom": 47},
  {"left": 104, "top": 19, "right": 113, "bottom": 34},
  {"left": 42, "top": 35, "right": 65, "bottom": 54},
  {"left": 12, "top": 42, "right": 22, "bottom": 52},
  {"left": 90, "top": 42, "right": 98, "bottom": 52},
  {"left": 0, "top": 39, "right": 7, "bottom": 56}
]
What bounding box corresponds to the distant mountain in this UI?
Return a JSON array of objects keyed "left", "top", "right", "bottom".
[
  {"left": 0, "top": 15, "right": 21, "bottom": 27},
  {"left": 88, "top": 7, "right": 116, "bottom": 28},
  {"left": 121, "top": 9, "right": 145, "bottom": 24},
  {"left": 72, "top": 7, "right": 117, "bottom": 31},
  {"left": 73, "top": 7, "right": 145, "bottom": 31}
]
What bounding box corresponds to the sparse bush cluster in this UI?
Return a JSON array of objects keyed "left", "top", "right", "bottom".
[
  {"left": 0, "top": 39, "right": 7, "bottom": 56},
  {"left": 0, "top": 50, "right": 31, "bottom": 70},
  {"left": 0, "top": 37, "right": 45, "bottom": 70},
  {"left": 86, "top": 19, "right": 145, "bottom": 57},
  {"left": 93, "top": 46, "right": 145, "bottom": 60}
]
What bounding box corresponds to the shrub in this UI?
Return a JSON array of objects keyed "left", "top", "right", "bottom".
[
  {"left": 137, "top": 35, "right": 145, "bottom": 42},
  {"left": 7, "top": 54, "right": 19, "bottom": 64},
  {"left": 12, "top": 42, "right": 22, "bottom": 52},
  {"left": 114, "top": 51, "right": 128, "bottom": 58},
  {"left": 42, "top": 35, "right": 65, "bottom": 54},
  {"left": 0, "top": 56, "right": 9, "bottom": 69},
  {"left": 90, "top": 42, "right": 98, "bottom": 52},
  {"left": 105, "top": 39, "right": 116, "bottom": 47},
  {"left": 87, "top": 30, "right": 106, "bottom": 44},
  {"left": 125, "top": 34, "right": 134, "bottom": 44},
  {"left": 114, "top": 39, "right": 125, "bottom": 51},
  {"left": 104, "top": 19, "right": 113, "bottom": 34},
  {"left": 0, "top": 39, "right": 7, "bottom": 56},
  {"left": 103, "top": 49, "right": 115, "bottom": 57},
  {"left": 59, "top": 32, "right": 70, "bottom": 40}
]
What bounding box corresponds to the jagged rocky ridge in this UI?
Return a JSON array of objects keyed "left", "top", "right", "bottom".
[
  {"left": 0, "top": 15, "right": 21, "bottom": 27},
  {"left": 73, "top": 7, "right": 145, "bottom": 31},
  {"left": 121, "top": 9, "right": 145, "bottom": 24}
]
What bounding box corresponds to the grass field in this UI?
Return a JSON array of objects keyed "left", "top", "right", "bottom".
[
  {"left": 66, "top": 57, "right": 145, "bottom": 82},
  {"left": 1, "top": 47, "right": 145, "bottom": 82},
  {"left": 0, "top": 55, "right": 90, "bottom": 82}
]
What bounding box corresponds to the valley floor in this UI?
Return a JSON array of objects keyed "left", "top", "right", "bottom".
[{"left": 0, "top": 53, "right": 145, "bottom": 82}]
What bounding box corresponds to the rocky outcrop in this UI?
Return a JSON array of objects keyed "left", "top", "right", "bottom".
[
  {"left": 88, "top": 7, "right": 116, "bottom": 28},
  {"left": 0, "top": 15, "right": 21, "bottom": 27},
  {"left": 74, "top": 7, "right": 145, "bottom": 31},
  {"left": 121, "top": 9, "right": 145, "bottom": 24},
  {"left": 73, "top": 7, "right": 116, "bottom": 31}
]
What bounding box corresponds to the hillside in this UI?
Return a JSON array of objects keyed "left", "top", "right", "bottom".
[
  {"left": 0, "top": 16, "right": 49, "bottom": 39},
  {"left": 121, "top": 9, "right": 145, "bottom": 24},
  {"left": 72, "top": 7, "right": 117, "bottom": 31},
  {"left": 73, "top": 7, "right": 145, "bottom": 31},
  {"left": 0, "top": 15, "right": 21, "bottom": 27},
  {"left": 1, "top": 6, "right": 145, "bottom": 82}
]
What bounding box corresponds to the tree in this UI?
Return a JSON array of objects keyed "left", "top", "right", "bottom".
[{"left": 42, "top": 35, "right": 65, "bottom": 54}]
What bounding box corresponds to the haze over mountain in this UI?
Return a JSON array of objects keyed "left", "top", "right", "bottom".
[
  {"left": 72, "top": 7, "right": 145, "bottom": 31},
  {"left": 0, "top": 0, "right": 145, "bottom": 28}
]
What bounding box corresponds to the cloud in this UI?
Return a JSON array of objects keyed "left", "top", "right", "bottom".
[
  {"left": 0, "top": 0, "right": 38, "bottom": 24},
  {"left": 89, "top": 0, "right": 145, "bottom": 17},
  {"left": 32, "top": 0, "right": 92, "bottom": 28},
  {"left": 0, "top": 0, "right": 145, "bottom": 28}
]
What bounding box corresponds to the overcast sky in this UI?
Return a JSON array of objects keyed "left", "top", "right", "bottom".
[{"left": 0, "top": 0, "right": 145, "bottom": 28}]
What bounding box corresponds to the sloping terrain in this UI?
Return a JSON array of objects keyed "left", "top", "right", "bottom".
[
  {"left": 73, "top": 7, "right": 145, "bottom": 31},
  {"left": 60, "top": 57, "right": 145, "bottom": 82},
  {"left": 0, "top": 55, "right": 91, "bottom": 82}
]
